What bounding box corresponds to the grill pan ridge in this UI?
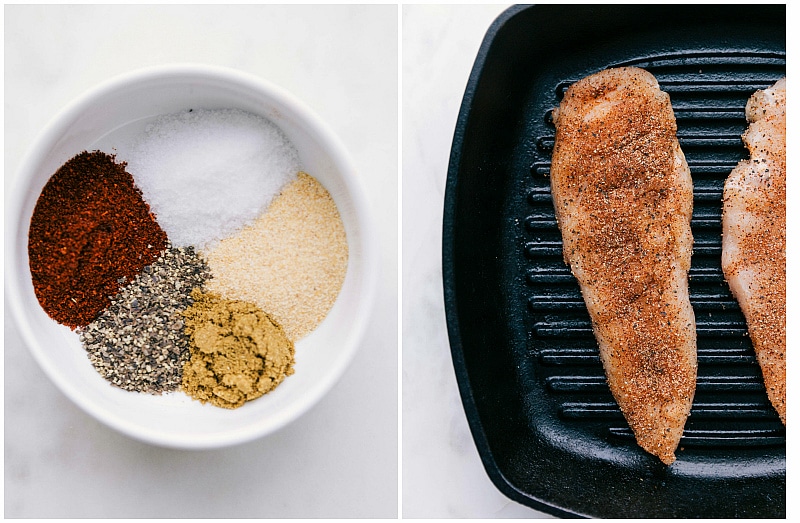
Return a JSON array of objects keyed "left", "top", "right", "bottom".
[{"left": 443, "top": 5, "right": 785, "bottom": 518}]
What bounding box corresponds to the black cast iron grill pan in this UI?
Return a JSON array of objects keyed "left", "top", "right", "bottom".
[{"left": 443, "top": 4, "right": 785, "bottom": 518}]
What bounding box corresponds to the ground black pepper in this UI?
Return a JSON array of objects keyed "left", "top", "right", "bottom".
[{"left": 79, "top": 245, "right": 211, "bottom": 394}]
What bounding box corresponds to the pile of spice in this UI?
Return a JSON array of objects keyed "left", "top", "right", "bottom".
[
  {"left": 204, "top": 172, "right": 349, "bottom": 341},
  {"left": 28, "top": 107, "right": 349, "bottom": 410},
  {"left": 124, "top": 108, "right": 300, "bottom": 249},
  {"left": 28, "top": 151, "right": 167, "bottom": 329},
  {"left": 181, "top": 289, "right": 295, "bottom": 409},
  {"left": 79, "top": 246, "right": 211, "bottom": 394}
]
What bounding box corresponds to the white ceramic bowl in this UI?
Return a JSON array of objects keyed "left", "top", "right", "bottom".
[{"left": 6, "top": 64, "right": 377, "bottom": 449}]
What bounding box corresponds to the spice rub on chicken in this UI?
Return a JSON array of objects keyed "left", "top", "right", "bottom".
[
  {"left": 722, "top": 78, "right": 786, "bottom": 424},
  {"left": 550, "top": 67, "right": 696, "bottom": 465}
]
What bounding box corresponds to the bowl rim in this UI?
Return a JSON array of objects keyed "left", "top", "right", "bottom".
[{"left": 5, "top": 63, "right": 379, "bottom": 449}]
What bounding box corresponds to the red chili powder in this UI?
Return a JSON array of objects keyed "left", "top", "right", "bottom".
[{"left": 28, "top": 151, "right": 168, "bottom": 329}]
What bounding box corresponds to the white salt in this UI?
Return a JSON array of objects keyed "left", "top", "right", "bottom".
[{"left": 124, "top": 108, "right": 300, "bottom": 249}]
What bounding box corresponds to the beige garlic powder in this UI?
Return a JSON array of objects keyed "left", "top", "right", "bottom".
[{"left": 202, "top": 172, "right": 348, "bottom": 342}]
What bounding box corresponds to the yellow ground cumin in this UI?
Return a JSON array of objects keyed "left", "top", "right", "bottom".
[{"left": 181, "top": 288, "right": 295, "bottom": 409}]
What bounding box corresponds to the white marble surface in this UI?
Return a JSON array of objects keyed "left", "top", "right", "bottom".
[
  {"left": 401, "top": 4, "right": 550, "bottom": 518},
  {"left": 4, "top": 5, "right": 397, "bottom": 518}
]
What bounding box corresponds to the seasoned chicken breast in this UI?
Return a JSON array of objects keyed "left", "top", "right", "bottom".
[
  {"left": 550, "top": 67, "right": 697, "bottom": 465},
  {"left": 721, "top": 78, "right": 786, "bottom": 424}
]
